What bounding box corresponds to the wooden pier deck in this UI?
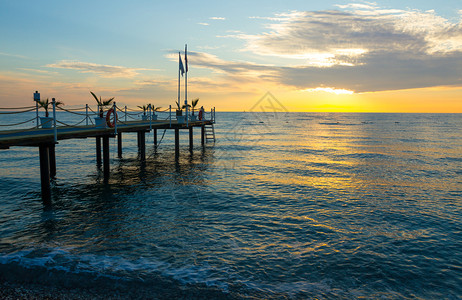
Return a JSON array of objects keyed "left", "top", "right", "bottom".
[{"left": 0, "top": 119, "right": 212, "bottom": 149}]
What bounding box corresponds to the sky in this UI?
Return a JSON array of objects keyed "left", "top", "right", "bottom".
[{"left": 0, "top": 0, "right": 461, "bottom": 112}]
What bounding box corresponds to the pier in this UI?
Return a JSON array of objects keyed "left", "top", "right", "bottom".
[{"left": 0, "top": 94, "right": 216, "bottom": 205}]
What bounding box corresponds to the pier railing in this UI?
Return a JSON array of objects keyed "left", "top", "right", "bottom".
[
  {"left": 0, "top": 101, "right": 216, "bottom": 136},
  {"left": 0, "top": 105, "right": 37, "bottom": 128}
]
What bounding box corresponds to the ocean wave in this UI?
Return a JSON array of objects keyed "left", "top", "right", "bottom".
[
  {"left": 1, "top": 112, "right": 461, "bottom": 299},
  {"left": 2, "top": 245, "right": 404, "bottom": 299},
  {"left": 0, "top": 246, "right": 231, "bottom": 292},
  {"left": 335, "top": 152, "right": 393, "bottom": 160}
]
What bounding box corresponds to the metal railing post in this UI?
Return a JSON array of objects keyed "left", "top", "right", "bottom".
[
  {"left": 34, "top": 91, "right": 40, "bottom": 128},
  {"left": 86, "top": 104, "right": 89, "bottom": 126},
  {"left": 169, "top": 105, "right": 172, "bottom": 128},
  {"left": 52, "top": 98, "right": 57, "bottom": 143},
  {"left": 113, "top": 102, "right": 117, "bottom": 135},
  {"left": 125, "top": 106, "right": 127, "bottom": 122},
  {"left": 149, "top": 104, "right": 152, "bottom": 130}
]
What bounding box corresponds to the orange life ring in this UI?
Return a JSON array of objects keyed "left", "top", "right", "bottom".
[{"left": 106, "top": 108, "right": 117, "bottom": 128}]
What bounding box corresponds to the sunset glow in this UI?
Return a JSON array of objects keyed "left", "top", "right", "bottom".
[{"left": 0, "top": 1, "right": 461, "bottom": 112}]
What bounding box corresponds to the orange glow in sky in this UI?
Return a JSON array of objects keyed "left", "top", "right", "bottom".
[{"left": 0, "top": 1, "right": 461, "bottom": 112}]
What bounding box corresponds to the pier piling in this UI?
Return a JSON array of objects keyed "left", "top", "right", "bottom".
[
  {"left": 138, "top": 131, "right": 146, "bottom": 161},
  {"left": 117, "top": 133, "right": 122, "bottom": 158},
  {"left": 201, "top": 125, "right": 205, "bottom": 146},
  {"left": 39, "top": 144, "right": 51, "bottom": 205},
  {"left": 175, "top": 128, "right": 180, "bottom": 157},
  {"left": 96, "top": 137, "right": 102, "bottom": 166},
  {"left": 102, "top": 136, "right": 110, "bottom": 178},
  {"left": 49, "top": 144, "right": 56, "bottom": 179},
  {"left": 189, "top": 127, "right": 193, "bottom": 151}
]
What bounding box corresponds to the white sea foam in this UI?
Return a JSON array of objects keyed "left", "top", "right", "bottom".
[{"left": 0, "top": 246, "right": 230, "bottom": 291}]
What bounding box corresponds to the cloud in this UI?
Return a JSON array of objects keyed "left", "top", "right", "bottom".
[
  {"left": 239, "top": 9, "right": 462, "bottom": 61},
  {"left": 335, "top": 2, "right": 379, "bottom": 11},
  {"left": 278, "top": 52, "right": 462, "bottom": 93},
  {"left": 223, "top": 5, "right": 462, "bottom": 92},
  {"left": 302, "top": 87, "right": 354, "bottom": 95},
  {"left": 135, "top": 79, "right": 172, "bottom": 86},
  {"left": 165, "top": 50, "right": 278, "bottom": 95},
  {"left": 0, "top": 52, "right": 29, "bottom": 59},
  {"left": 169, "top": 48, "right": 461, "bottom": 94},
  {"left": 196, "top": 45, "right": 222, "bottom": 50},
  {"left": 166, "top": 51, "right": 273, "bottom": 75},
  {"left": 45, "top": 60, "right": 153, "bottom": 78},
  {"left": 197, "top": 17, "right": 225, "bottom": 27},
  {"left": 164, "top": 5, "right": 462, "bottom": 94},
  {"left": 18, "top": 68, "right": 59, "bottom": 75}
]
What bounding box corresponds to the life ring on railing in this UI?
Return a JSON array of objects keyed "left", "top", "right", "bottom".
[{"left": 106, "top": 108, "right": 117, "bottom": 128}]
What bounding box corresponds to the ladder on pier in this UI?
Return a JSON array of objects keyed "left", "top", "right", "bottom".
[{"left": 205, "top": 124, "right": 216, "bottom": 143}]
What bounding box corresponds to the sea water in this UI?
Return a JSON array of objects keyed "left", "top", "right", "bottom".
[{"left": 0, "top": 112, "right": 461, "bottom": 298}]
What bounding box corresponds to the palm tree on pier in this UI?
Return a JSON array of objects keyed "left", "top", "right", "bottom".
[
  {"left": 90, "top": 91, "right": 115, "bottom": 117},
  {"left": 38, "top": 98, "right": 64, "bottom": 117}
]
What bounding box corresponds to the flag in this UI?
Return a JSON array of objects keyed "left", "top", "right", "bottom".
[
  {"left": 185, "top": 44, "right": 188, "bottom": 72},
  {"left": 179, "top": 52, "right": 185, "bottom": 76}
]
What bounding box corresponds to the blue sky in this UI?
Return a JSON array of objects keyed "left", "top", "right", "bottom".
[{"left": 1, "top": 0, "right": 461, "bottom": 111}]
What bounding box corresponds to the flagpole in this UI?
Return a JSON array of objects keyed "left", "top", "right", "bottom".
[
  {"left": 185, "top": 44, "right": 188, "bottom": 107},
  {"left": 178, "top": 52, "right": 181, "bottom": 108}
]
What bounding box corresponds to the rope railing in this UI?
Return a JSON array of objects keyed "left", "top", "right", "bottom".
[
  {"left": 87, "top": 106, "right": 98, "bottom": 114},
  {"left": 154, "top": 107, "right": 171, "bottom": 113},
  {"left": 0, "top": 107, "right": 37, "bottom": 114},
  {"left": 124, "top": 111, "right": 143, "bottom": 116},
  {"left": 0, "top": 106, "right": 35, "bottom": 110},
  {"left": 57, "top": 106, "right": 91, "bottom": 116},
  {"left": 124, "top": 106, "right": 145, "bottom": 112},
  {"left": 112, "top": 105, "right": 174, "bottom": 122},
  {"left": 40, "top": 118, "right": 53, "bottom": 127},
  {"left": 56, "top": 117, "right": 88, "bottom": 128},
  {"left": 125, "top": 114, "right": 140, "bottom": 120},
  {"left": 0, "top": 117, "right": 36, "bottom": 127},
  {"left": 56, "top": 106, "right": 86, "bottom": 111},
  {"left": 115, "top": 106, "right": 170, "bottom": 113},
  {"left": 0, "top": 95, "right": 216, "bottom": 134},
  {"left": 115, "top": 106, "right": 126, "bottom": 113}
]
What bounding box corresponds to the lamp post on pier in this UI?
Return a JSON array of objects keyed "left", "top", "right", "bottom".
[{"left": 34, "top": 91, "right": 40, "bottom": 127}]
